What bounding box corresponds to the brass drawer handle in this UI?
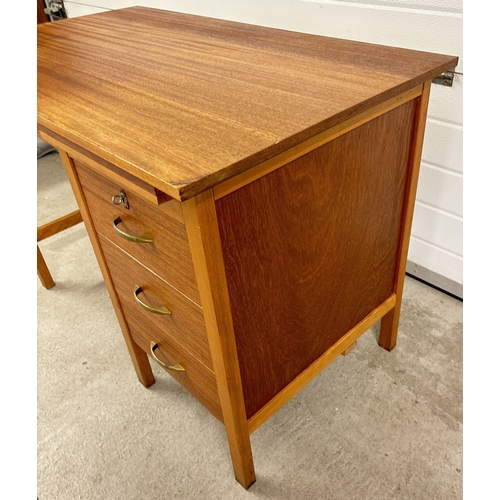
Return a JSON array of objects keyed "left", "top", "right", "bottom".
[
  {"left": 112, "top": 215, "right": 153, "bottom": 243},
  {"left": 134, "top": 285, "right": 172, "bottom": 315},
  {"left": 150, "top": 342, "right": 186, "bottom": 372}
]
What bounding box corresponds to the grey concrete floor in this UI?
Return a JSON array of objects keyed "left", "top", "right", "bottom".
[{"left": 37, "top": 151, "right": 463, "bottom": 499}]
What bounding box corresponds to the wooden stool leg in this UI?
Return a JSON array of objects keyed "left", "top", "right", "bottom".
[{"left": 37, "top": 245, "right": 55, "bottom": 289}]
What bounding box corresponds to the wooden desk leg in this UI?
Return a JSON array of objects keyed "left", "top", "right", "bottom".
[
  {"left": 379, "top": 81, "right": 431, "bottom": 352},
  {"left": 183, "top": 191, "right": 256, "bottom": 489},
  {"left": 37, "top": 245, "right": 55, "bottom": 289},
  {"left": 379, "top": 306, "right": 400, "bottom": 352},
  {"left": 57, "top": 149, "right": 155, "bottom": 388}
]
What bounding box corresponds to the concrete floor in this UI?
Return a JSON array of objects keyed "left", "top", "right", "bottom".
[{"left": 37, "top": 151, "right": 463, "bottom": 499}]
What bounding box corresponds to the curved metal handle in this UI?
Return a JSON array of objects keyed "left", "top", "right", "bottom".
[
  {"left": 112, "top": 215, "right": 153, "bottom": 243},
  {"left": 150, "top": 342, "right": 185, "bottom": 372},
  {"left": 134, "top": 285, "right": 172, "bottom": 315}
]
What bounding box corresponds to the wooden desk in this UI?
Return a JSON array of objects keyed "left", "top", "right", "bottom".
[{"left": 37, "top": 7, "right": 458, "bottom": 489}]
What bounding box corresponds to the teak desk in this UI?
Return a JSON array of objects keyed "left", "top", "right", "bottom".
[{"left": 37, "top": 7, "right": 458, "bottom": 489}]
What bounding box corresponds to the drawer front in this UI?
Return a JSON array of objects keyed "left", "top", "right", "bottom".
[
  {"left": 127, "top": 310, "right": 222, "bottom": 422},
  {"left": 101, "top": 237, "right": 213, "bottom": 371},
  {"left": 75, "top": 160, "right": 200, "bottom": 304}
]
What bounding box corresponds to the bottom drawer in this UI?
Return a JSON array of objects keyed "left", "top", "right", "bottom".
[{"left": 126, "top": 307, "right": 223, "bottom": 422}]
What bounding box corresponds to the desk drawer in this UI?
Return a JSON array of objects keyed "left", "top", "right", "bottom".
[
  {"left": 101, "top": 237, "right": 213, "bottom": 371},
  {"left": 127, "top": 310, "right": 222, "bottom": 422},
  {"left": 75, "top": 160, "right": 200, "bottom": 304}
]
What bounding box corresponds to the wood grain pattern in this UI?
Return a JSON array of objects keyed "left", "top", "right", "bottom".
[
  {"left": 38, "top": 126, "right": 174, "bottom": 209},
  {"left": 247, "top": 294, "right": 396, "bottom": 433},
  {"left": 213, "top": 85, "right": 422, "bottom": 200},
  {"left": 182, "top": 191, "right": 256, "bottom": 489},
  {"left": 37, "top": 7, "right": 457, "bottom": 201},
  {"left": 58, "top": 151, "right": 155, "bottom": 388},
  {"left": 100, "top": 236, "right": 213, "bottom": 371},
  {"left": 74, "top": 160, "right": 200, "bottom": 304},
  {"left": 37, "top": 9, "right": 459, "bottom": 487},
  {"left": 216, "top": 100, "right": 416, "bottom": 418}
]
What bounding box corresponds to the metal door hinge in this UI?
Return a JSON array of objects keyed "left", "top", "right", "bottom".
[
  {"left": 432, "top": 71, "right": 455, "bottom": 87},
  {"left": 44, "top": 0, "right": 68, "bottom": 21}
]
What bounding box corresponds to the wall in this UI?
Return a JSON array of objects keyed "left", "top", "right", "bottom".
[{"left": 63, "top": 0, "right": 463, "bottom": 297}]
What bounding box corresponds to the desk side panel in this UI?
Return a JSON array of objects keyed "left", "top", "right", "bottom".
[{"left": 215, "top": 99, "right": 417, "bottom": 418}]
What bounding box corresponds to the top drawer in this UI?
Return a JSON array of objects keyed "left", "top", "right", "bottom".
[{"left": 74, "top": 160, "right": 200, "bottom": 304}]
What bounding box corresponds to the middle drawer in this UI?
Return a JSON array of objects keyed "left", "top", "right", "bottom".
[{"left": 101, "top": 237, "right": 213, "bottom": 371}]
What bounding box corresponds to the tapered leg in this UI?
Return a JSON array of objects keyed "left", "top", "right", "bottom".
[
  {"left": 183, "top": 191, "right": 256, "bottom": 489},
  {"left": 127, "top": 340, "right": 156, "bottom": 388},
  {"left": 379, "top": 82, "right": 432, "bottom": 352},
  {"left": 56, "top": 148, "right": 156, "bottom": 388}
]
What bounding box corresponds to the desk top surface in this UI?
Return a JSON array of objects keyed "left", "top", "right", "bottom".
[{"left": 37, "top": 6, "right": 457, "bottom": 201}]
